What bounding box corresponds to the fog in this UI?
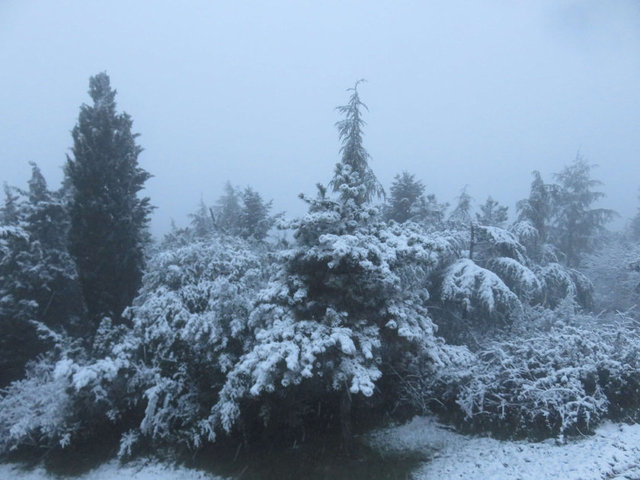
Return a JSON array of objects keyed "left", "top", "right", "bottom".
[{"left": 1, "top": 0, "right": 639, "bottom": 236}]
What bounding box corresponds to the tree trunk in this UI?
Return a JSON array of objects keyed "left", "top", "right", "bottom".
[
  {"left": 340, "top": 387, "right": 353, "bottom": 455},
  {"left": 469, "top": 224, "right": 475, "bottom": 260}
]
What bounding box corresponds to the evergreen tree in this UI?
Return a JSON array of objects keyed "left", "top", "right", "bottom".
[
  {"left": 423, "top": 194, "right": 448, "bottom": 230},
  {"left": 385, "top": 171, "right": 426, "bottom": 223},
  {"left": 238, "top": 186, "right": 275, "bottom": 241},
  {"left": 551, "top": 157, "right": 615, "bottom": 267},
  {"left": 476, "top": 196, "right": 509, "bottom": 227},
  {"left": 1, "top": 183, "right": 20, "bottom": 225},
  {"left": 214, "top": 182, "right": 241, "bottom": 234},
  {"left": 0, "top": 165, "right": 81, "bottom": 385},
  {"left": 65, "top": 72, "right": 152, "bottom": 328},
  {"left": 448, "top": 187, "right": 473, "bottom": 228},
  {"left": 329, "top": 80, "right": 384, "bottom": 206},
  {"left": 516, "top": 170, "right": 553, "bottom": 245},
  {"left": 22, "top": 163, "right": 84, "bottom": 332},
  {"left": 189, "top": 198, "right": 214, "bottom": 238},
  {"left": 629, "top": 190, "right": 640, "bottom": 240},
  {"left": 0, "top": 187, "right": 39, "bottom": 386}
]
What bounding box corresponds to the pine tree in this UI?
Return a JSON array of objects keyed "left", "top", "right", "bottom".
[
  {"left": 476, "top": 196, "right": 509, "bottom": 227},
  {"left": 65, "top": 72, "right": 152, "bottom": 329},
  {"left": 551, "top": 156, "right": 615, "bottom": 267},
  {"left": 329, "top": 80, "right": 384, "bottom": 206}
]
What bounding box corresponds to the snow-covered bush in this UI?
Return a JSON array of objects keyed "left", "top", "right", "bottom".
[
  {"left": 121, "top": 232, "right": 273, "bottom": 449},
  {"left": 0, "top": 322, "right": 139, "bottom": 455},
  {"left": 0, "top": 358, "right": 73, "bottom": 452},
  {"left": 427, "top": 306, "right": 640, "bottom": 439}
]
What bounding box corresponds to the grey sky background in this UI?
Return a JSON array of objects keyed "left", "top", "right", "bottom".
[{"left": 1, "top": 0, "right": 639, "bottom": 236}]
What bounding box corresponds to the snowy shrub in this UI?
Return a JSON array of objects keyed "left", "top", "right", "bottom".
[
  {"left": 427, "top": 306, "right": 640, "bottom": 439},
  {"left": 0, "top": 358, "right": 73, "bottom": 452},
  {"left": 121, "top": 233, "right": 273, "bottom": 449}
]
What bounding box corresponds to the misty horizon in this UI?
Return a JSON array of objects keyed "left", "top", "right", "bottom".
[{"left": 2, "top": 1, "right": 639, "bottom": 237}]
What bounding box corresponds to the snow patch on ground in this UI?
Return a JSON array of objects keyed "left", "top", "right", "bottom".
[
  {"left": 368, "top": 416, "right": 640, "bottom": 480},
  {"left": 0, "top": 460, "right": 226, "bottom": 480}
]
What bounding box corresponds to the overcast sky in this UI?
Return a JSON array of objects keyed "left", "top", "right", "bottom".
[{"left": 1, "top": 0, "right": 639, "bottom": 236}]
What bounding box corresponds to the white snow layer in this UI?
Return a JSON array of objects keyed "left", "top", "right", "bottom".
[
  {"left": 368, "top": 416, "right": 640, "bottom": 480},
  {"left": 3, "top": 417, "right": 640, "bottom": 479},
  {"left": 0, "top": 460, "right": 225, "bottom": 480}
]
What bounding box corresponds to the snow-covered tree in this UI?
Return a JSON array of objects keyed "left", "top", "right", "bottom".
[
  {"left": 207, "top": 87, "right": 454, "bottom": 453},
  {"left": 447, "top": 187, "right": 473, "bottom": 229},
  {"left": 22, "top": 163, "right": 83, "bottom": 332},
  {"left": 0, "top": 165, "right": 82, "bottom": 385},
  {"left": 329, "top": 80, "right": 384, "bottom": 206},
  {"left": 214, "top": 182, "right": 242, "bottom": 235},
  {"left": 65, "top": 72, "right": 153, "bottom": 329},
  {"left": 551, "top": 157, "right": 615, "bottom": 267},
  {"left": 385, "top": 171, "right": 426, "bottom": 224},
  {"left": 0, "top": 197, "right": 40, "bottom": 386},
  {"left": 581, "top": 234, "right": 640, "bottom": 312},
  {"left": 238, "top": 186, "right": 277, "bottom": 241},
  {"left": 476, "top": 196, "right": 508, "bottom": 227},
  {"left": 517, "top": 171, "right": 553, "bottom": 246},
  {"left": 188, "top": 198, "right": 215, "bottom": 238}
]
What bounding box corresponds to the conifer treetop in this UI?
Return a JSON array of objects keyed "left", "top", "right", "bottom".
[{"left": 330, "top": 80, "right": 384, "bottom": 206}]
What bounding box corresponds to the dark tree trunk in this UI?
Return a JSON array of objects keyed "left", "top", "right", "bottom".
[{"left": 340, "top": 388, "right": 353, "bottom": 455}]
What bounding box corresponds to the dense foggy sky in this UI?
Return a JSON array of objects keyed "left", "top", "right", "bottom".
[{"left": 1, "top": 1, "right": 639, "bottom": 236}]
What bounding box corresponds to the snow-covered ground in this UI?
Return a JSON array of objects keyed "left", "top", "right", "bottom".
[
  {"left": 0, "top": 460, "right": 225, "bottom": 480},
  {"left": 368, "top": 416, "right": 640, "bottom": 480},
  {"left": 3, "top": 417, "right": 640, "bottom": 479}
]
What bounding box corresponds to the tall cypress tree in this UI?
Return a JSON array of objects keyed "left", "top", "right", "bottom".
[{"left": 65, "top": 73, "right": 152, "bottom": 329}]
